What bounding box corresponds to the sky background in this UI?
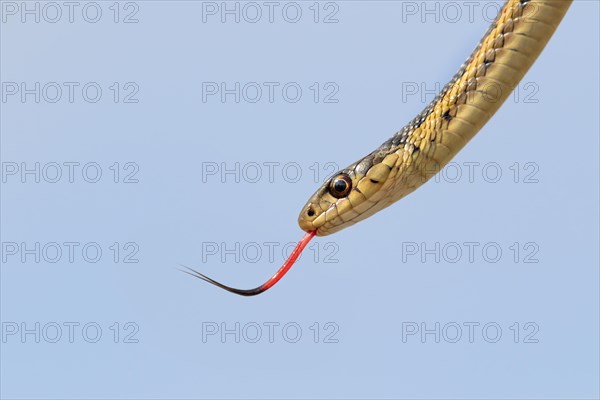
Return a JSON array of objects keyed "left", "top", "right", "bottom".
[{"left": 1, "top": 1, "right": 599, "bottom": 399}]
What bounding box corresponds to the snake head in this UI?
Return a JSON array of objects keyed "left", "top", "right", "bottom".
[{"left": 298, "top": 150, "right": 400, "bottom": 236}]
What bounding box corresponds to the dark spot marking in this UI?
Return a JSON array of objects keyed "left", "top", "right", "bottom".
[
  {"left": 442, "top": 110, "right": 452, "bottom": 121},
  {"left": 370, "top": 179, "right": 380, "bottom": 184}
]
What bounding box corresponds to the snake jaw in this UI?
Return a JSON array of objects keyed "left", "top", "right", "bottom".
[
  {"left": 298, "top": 200, "right": 329, "bottom": 236},
  {"left": 298, "top": 211, "right": 316, "bottom": 233}
]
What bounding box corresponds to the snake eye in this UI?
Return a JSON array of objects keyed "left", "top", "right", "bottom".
[{"left": 328, "top": 174, "right": 352, "bottom": 199}]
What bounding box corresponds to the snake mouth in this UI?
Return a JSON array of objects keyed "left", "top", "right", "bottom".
[
  {"left": 298, "top": 204, "right": 329, "bottom": 235},
  {"left": 298, "top": 213, "right": 320, "bottom": 233},
  {"left": 298, "top": 217, "right": 314, "bottom": 233}
]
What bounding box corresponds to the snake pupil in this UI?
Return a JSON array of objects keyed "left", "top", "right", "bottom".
[
  {"left": 334, "top": 180, "right": 347, "bottom": 192},
  {"left": 328, "top": 173, "right": 352, "bottom": 199}
]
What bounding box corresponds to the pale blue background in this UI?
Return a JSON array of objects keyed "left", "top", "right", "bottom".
[{"left": 1, "top": 1, "right": 598, "bottom": 399}]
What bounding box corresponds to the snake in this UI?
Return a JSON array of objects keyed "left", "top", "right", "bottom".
[{"left": 182, "top": 0, "right": 573, "bottom": 295}]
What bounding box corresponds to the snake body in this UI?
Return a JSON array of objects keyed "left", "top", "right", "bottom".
[
  {"left": 298, "top": 0, "right": 572, "bottom": 236},
  {"left": 184, "top": 0, "right": 573, "bottom": 295}
]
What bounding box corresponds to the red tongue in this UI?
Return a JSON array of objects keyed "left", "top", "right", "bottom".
[
  {"left": 259, "top": 230, "right": 317, "bottom": 292},
  {"left": 180, "top": 230, "right": 317, "bottom": 296}
]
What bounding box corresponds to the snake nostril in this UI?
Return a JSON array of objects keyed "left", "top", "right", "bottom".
[{"left": 307, "top": 207, "right": 315, "bottom": 217}]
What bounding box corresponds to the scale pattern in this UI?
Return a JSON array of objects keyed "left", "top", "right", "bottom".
[{"left": 299, "top": 0, "right": 572, "bottom": 236}]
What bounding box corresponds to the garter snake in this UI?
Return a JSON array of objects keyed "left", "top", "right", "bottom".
[
  {"left": 298, "top": 0, "right": 572, "bottom": 236},
  {"left": 183, "top": 0, "right": 572, "bottom": 295}
]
